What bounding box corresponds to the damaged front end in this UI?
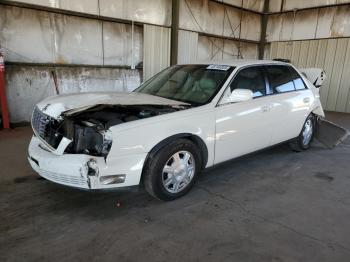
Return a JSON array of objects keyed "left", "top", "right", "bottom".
[
  {"left": 30, "top": 103, "right": 187, "bottom": 189},
  {"left": 32, "top": 104, "right": 187, "bottom": 157}
]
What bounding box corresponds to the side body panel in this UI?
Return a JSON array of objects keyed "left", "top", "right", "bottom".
[
  {"left": 268, "top": 89, "right": 315, "bottom": 144},
  {"left": 214, "top": 96, "right": 274, "bottom": 164},
  {"left": 108, "top": 106, "right": 216, "bottom": 168}
]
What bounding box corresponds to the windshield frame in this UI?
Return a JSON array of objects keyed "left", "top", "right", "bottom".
[{"left": 134, "top": 64, "right": 235, "bottom": 106}]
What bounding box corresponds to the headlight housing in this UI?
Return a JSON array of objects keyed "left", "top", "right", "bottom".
[
  {"left": 64, "top": 120, "right": 113, "bottom": 157},
  {"left": 99, "top": 130, "right": 113, "bottom": 157}
]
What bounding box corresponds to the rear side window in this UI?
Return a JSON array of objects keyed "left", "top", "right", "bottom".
[
  {"left": 294, "top": 78, "right": 307, "bottom": 90},
  {"left": 230, "top": 67, "right": 266, "bottom": 98},
  {"left": 289, "top": 67, "right": 307, "bottom": 90},
  {"left": 265, "top": 65, "right": 307, "bottom": 94},
  {"left": 265, "top": 65, "right": 295, "bottom": 93}
]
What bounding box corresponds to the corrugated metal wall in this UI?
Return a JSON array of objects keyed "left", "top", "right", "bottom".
[
  {"left": 5, "top": 66, "right": 141, "bottom": 122},
  {"left": 143, "top": 25, "right": 171, "bottom": 81},
  {"left": 180, "top": 0, "right": 262, "bottom": 42},
  {"left": 0, "top": 5, "right": 143, "bottom": 66},
  {"left": 0, "top": 5, "right": 144, "bottom": 122},
  {"left": 270, "top": 39, "right": 350, "bottom": 113},
  {"left": 5, "top": 0, "right": 172, "bottom": 26},
  {"left": 267, "top": 5, "right": 350, "bottom": 42},
  {"left": 269, "top": 0, "right": 350, "bottom": 12},
  {"left": 197, "top": 35, "right": 258, "bottom": 61},
  {"left": 177, "top": 30, "right": 198, "bottom": 64}
]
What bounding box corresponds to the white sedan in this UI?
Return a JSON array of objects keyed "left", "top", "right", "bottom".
[{"left": 28, "top": 60, "right": 325, "bottom": 200}]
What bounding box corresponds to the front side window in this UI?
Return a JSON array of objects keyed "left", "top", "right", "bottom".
[
  {"left": 135, "top": 65, "right": 234, "bottom": 105},
  {"left": 229, "top": 67, "right": 266, "bottom": 98}
]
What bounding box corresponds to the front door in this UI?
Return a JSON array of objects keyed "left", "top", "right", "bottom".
[{"left": 214, "top": 66, "right": 275, "bottom": 164}]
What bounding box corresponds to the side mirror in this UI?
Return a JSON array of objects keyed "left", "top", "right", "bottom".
[{"left": 221, "top": 89, "right": 253, "bottom": 104}]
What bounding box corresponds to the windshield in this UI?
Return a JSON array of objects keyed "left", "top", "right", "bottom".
[{"left": 134, "top": 65, "right": 234, "bottom": 105}]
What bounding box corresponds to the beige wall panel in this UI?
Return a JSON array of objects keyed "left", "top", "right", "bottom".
[
  {"left": 0, "top": 6, "right": 54, "bottom": 63},
  {"left": 223, "top": 40, "right": 240, "bottom": 59},
  {"left": 335, "top": 40, "right": 350, "bottom": 112},
  {"left": 266, "top": 14, "right": 283, "bottom": 42},
  {"left": 5, "top": 0, "right": 99, "bottom": 14},
  {"left": 315, "top": 7, "right": 336, "bottom": 39},
  {"left": 270, "top": 42, "right": 278, "bottom": 59},
  {"left": 240, "top": 43, "right": 258, "bottom": 59},
  {"left": 179, "top": 0, "right": 225, "bottom": 36},
  {"left": 197, "top": 35, "right": 257, "bottom": 61},
  {"left": 223, "top": 0, "right": 264, "bottom": 12},
  {"left": 268, "top": 6, "right": 350, "bottom": 42},
  {"left": 306, "top": 40, "right": 319, "bottom": 68},
  {"left": 281, "top": 0, "right": 350, "bottom": 10},
  {"left": 197, "top": 36, "right": 213, "bottom": 61},
  {"left": 283, "top": 42, "right": 293, "bottom": 61},
  {"left": 51, "top": 14, "right": 103, "bottom": 65},
  {"left": 290, "top": 41, "right": 301, "bottom": 65},
  {"left": 276, "top": 42, "right": 286, "bottom": 58},
  {"left": 6, "top": 0, "right": 172, "bottom": 25},
  {"left": 103, "top": 22, "right": 143, "bottom": 66},
  {"left": 297, "top": 41, "right": 310, "bottom": 68},
  {"left": 326, "top": 39, "right": 348, "bottom": 110},
  {"left": 211, "top": 38, "right": 225, "bottom": 60},
  {"left": 222, "top": 7, "right": 242, "bottom": 38},
  {"left": 264, "top": 43, "right": 271, "bottom": 59},
  {"left": 292, "top": 10, "right": 318, "bottom": 40},
  {"left": 6, "top": 65, "right": 141, "bottom": 122},
  {"left": 282, "top": 0, "right": 337, "bottom": 11},
  {"left": 331, "top": 6, "right": 350, "bottom": 37},
  {"left": 143, "top": 25, "right": 170, "bottom": 81},
  {"left": 178, "top": 30, "right": 199, "bottom": 64},
  {"left": 280, "top": 12, "right": 294, "bottom": 41},
  {"left": 240, "top": 12, "right": 261, "bottom": 41},
  {"left": 319, "top": 39, "right": 337, "bottom": 106},
  {"left": 223, "top": 0, "right": 242, "bottom": 7},
  {"left": 100, "top": 0, "right": 172, "bottom": 26},
  {"left": 315, "top": 40, "right": 328, "bottom": 68},
  {"left": 179, "top": 0, "right": 261, "bottom": 41},
  {"left": 269, "top": 0, "right": 283, "bottom": 12},
  {"left": 242, "top": 0, "right": 264, "bottom": 12}
]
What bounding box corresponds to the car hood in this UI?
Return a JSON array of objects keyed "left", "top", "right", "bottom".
[{"left": 36, "top": 92, "right": 189, "bottom": 119}]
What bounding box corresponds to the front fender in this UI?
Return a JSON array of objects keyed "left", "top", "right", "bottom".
[{"left": 107, "top": 110, "right": 216, "bottom": 167}]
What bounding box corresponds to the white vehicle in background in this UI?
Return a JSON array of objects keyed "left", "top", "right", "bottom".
[{"left": 28, "top": 60, "right": 325, "bottom": 201}]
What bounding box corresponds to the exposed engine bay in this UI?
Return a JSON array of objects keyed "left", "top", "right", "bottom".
[{"left": 33, "top": 104, "right": 188, "bottom": 157}]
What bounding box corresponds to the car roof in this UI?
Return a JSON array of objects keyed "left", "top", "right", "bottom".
[{"left": 178, "top": 59, "right": 288, "bottom": 68}]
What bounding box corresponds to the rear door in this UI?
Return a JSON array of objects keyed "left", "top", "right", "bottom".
[
  {"left": 264, "top": 65, "right": 315, "bottom": 145},
  {"left": 214, "top": 66, "right": 274, "bottom": 164}
]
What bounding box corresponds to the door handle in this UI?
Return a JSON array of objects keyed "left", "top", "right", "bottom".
[
  {"left": 303, "top": 97, "right": 310, "bottom": 103},
  {"left": 261, "top": 105, "right": 272, "bottom": 112}
]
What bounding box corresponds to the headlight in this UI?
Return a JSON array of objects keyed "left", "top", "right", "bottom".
[
  {"left": 99, "top": 130, "right": 113, "bottom": 157},
  {"left": 66, "top": 121, "right": 113, "bottom": 157}
]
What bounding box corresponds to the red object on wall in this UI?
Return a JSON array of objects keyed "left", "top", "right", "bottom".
[{"left": 0, "top": 49, "right": 10, "bottom": 129}]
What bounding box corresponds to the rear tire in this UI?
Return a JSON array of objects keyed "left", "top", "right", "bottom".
[
  {"left": 143, "top": 139, "right": 202, "bottom": 201},
  {"left": 289, "top": 114, "right": 316, "bottom": 152}
]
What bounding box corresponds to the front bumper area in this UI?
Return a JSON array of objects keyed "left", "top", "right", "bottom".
[{"left": 28, "top": 136, "right": 146, "bottom": 190}]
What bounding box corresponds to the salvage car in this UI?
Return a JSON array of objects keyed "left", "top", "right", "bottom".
[{"left": 28, "top": 60, "right": 325, "bottom": 200}]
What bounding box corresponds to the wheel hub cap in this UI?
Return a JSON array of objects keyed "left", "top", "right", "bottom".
[
  {"left": 162, "top": 151, "right": 195, "bottom": 194},
  {"left": 302, "top": 119, "right": 313, "bottom": 145}
]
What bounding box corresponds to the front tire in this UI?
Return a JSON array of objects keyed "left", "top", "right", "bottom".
[
  {"left": 289, "top": 114, "right": 316, "bottom": 152},
  {"left": 143, "top": 139, "right": 202, "bottom": 201}
]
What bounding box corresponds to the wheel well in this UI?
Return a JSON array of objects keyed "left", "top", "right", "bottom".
[{"left": 141, "top": 134, "right": 208, "bottom": 181}]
